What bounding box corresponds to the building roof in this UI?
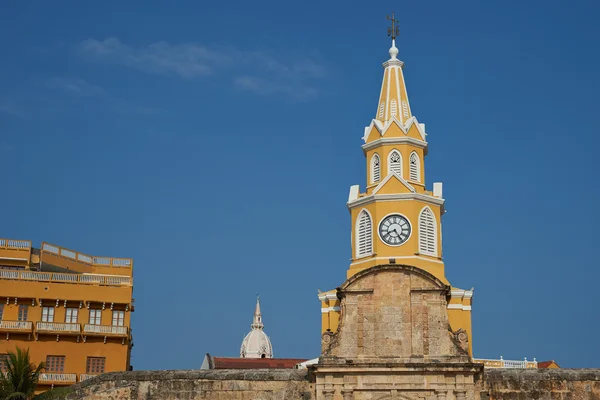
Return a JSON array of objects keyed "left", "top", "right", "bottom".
[
  {"left": 240, "top": 296, "right": 273, "bottom": 359},
  {"left": 201, "top": 354, "right": 308, "bottom": 369},
  {"left": 537, "top": 360, "right": 560, "bottom": 368}
]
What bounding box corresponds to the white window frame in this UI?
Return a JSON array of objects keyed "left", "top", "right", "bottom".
[
  {"left": 390, "top": 99, "right": 397, "bottom": 118},
  {"left": 41, "top": 306, "right": 55, "bottom": 323},
  {"left": 370, "top": 153, "right": 381, "bottom": 184},
  {"left": 409, "top": 151, "right": 421, "bottom": 182},
  {"left": 388, "top": 149, "right": 403, "bottom": 177},
  {"left": 378, "top": 102, "right": 385, "bottom": 119},
  {"left": 418, "top": 206, "right": 438, "bottom": 257},
  {"left": 112, "top": 310, "right": 125, "bottom": 327},
  {"left": 89, "top": 309, "right": 102, "bottom": 325},
  {"left": 65, "top": 308, "right": 78, "bottom": 324},
  {"left": 355, "top": 209, "right": 373, "bottom": 259}
]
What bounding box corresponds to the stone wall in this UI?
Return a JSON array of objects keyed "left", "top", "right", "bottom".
[
  {"left": 483, "top": 369, "right": 600, "bottom": 400},
  {"left": 65, "top": 369, "right": 314, "bottom": 400},
  {"left": 62, "top": 369, "right": 600, "bottom": 400}
]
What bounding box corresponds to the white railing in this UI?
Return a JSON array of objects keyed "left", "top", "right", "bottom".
[
  {"left": 42, "top": 242, "right": 133, "bottom": 269},
  {"left": 79, "top": 374, "right": 98, "bottom": 381},
  {"left": 0, "top": 239, "right": 31, "bottom": 250},
  {"left": 84, "top": 324, "right": 127, "bottom": 335},
  {"left": 36, "top": 322, "right": 81, "bottom": 333},
  {"left": 0, "top": 269, "right": 131, "bottom": 286},
  {"left": 0, "top": 321, "right": 33, "bottom": 331},
  {"left": 39, "top": 373, "right": 77, "bottom": 383},
  {"left": 474, "top": 357, "right": 537, "bottom": 369}
]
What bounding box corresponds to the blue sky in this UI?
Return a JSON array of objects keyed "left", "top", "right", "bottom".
[{"left": 2, "top": 0, "right": 600, "bottom": 369}]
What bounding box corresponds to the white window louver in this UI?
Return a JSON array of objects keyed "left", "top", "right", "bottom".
[
  {"left": 409, "top": 152, "right": 420, "bottom": 182},
  {"left": 371, "top": 154, "right": 380, "bottom": 183},
  {"left": 378, "top": 102, "right": 385, "bottom": 119},
  {"left": 390, "top": 99, "right": 397, "bottom": 118},
  {"left": 356, "top": 210, "right": 372, "bottom": 258},
  {"left": 388, "top": 150, "right": 402, "bottom": 176},
  {"left": 402, "top": 100, "right": 409, "bottom": 117},
  {"left": 419, "top": 207, "right": 437, "bottom": 256}
]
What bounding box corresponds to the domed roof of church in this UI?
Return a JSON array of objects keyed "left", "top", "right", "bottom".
[{"left": 240, "top": 297, "right": 273, "bottom": 359}]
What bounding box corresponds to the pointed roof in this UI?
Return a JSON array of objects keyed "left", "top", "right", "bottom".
[
  {"left": 240, "top": 296, "right": 273, "bottom": 359},
  {"left": 375, "top": 39, "right": 413, "bottom": 125}
]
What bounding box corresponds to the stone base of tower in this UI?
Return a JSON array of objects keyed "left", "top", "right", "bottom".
[
  {"left": 314, "top": 363, "right": 482, "bottom": 400},
  {"left": 314, "top": 264, "right": 483, "bottom": 400}
]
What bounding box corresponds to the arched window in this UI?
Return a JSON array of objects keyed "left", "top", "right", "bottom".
[
  {"left": 388, "top": 150, "right": 402, "bottom": 177},
  {"left": 418, "top": 207, "right": 437, "bottom": 256},
  {"left": 356, "top": 210, "right": 372, "bottom": 258},
  {"left": 371, "top": 154, "right": 380, "bottom": 183},
  {"left": 402, "top": 100, "right": 409, "bottom": 117},
  {"left": 390, "top": 99, "right": 397, "bottom": 118},
  {"left": 409, "top": 152, "right": 420, "bottom": 182},
  {"left": 378, "top": 102, "right": 385, "bottom": 119}
]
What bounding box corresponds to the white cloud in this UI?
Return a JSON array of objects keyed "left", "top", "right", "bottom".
[
  {"left": 81, "top": 37, "right": 229, "bottom": 78},
  {"left": 80, "top": 37, "right": 326, "bottom": 99},
  {"left": 46, "top": 77, "right": 104, "bottom": 96}
]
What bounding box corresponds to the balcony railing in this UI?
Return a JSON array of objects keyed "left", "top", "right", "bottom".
[
  {"left": 83, "top": 324, "right": 128, "bottom": 336},
  {"left": 0, "top": 269, "right": 132, "bottom": 286},
  {"left": 39, "top": 373, "right": 77, "bottom": 384},
  {"left": 474, "top": 357, "right": 538, "bottom": 369},
  {"left": 0, "top": 320, "right": 33, "bottom": 332},
  {"left": 0, "top": 238, "right": 31, "bottom": 250},
  {"left": 79, "top": 374, "right": 99, "bottom": 382},
  {"left": 36, "top": 322, "right": 81, "bottom": 334},
  {"left": 41, "top": 242, "right": 133, "bottom": 269}
]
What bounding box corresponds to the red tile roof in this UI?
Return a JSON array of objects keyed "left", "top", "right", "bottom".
[
  {"left": 209, "top": 356, "right": 308, "bottom": 369},
  {"left": 537, "top": 360, "right": 560, "bottom": 368}
]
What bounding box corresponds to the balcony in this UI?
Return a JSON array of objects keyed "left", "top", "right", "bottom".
[
  {"left": 36, "top": 322, "right": 81, "bottom": 335},
  {"left": 0, "top": 268, "right": 132, "bottom": 286},
  {"left": 0, "top": 320, "right": 33, "bottom": 333},
  {"left": 474, "top": 357, "right": 538, "bottom": 369},
  {"left": 83, "top": 324, "right": 128, "bottom": 337},
  {"left": 38, "top": 373, "right": 77, "bottom": 385},
  {"left": 79, "top": 374, "right": 99, "bottom": 382}
]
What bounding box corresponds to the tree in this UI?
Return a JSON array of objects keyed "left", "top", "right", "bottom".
[{"left": 0, "top": 347, "right": 44, "bottom": 400}]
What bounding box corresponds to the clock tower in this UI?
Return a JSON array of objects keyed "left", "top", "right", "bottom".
[{"left": 318, "top": 21, "right": 474, "bottom": 355}]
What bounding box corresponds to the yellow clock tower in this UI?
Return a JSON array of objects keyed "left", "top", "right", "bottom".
[{"left": 319, "top": 20, "right": 474, "bottom": 354}]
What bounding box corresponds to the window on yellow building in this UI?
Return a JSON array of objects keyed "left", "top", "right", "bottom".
[
  {"left": 65, "top": 308, "right": 78, "bottom": 323},
  {"left": 371, "top": 154, "right": 381, "bottom": 184},
  {"left": 112, "top": 311, "right": 124, "bottom": 326},
  {"left": 418, "top": 207, "right": 437, "bottom": 257},
  {"left": 17, "top": 305, "right": 28, "bottom": 321},
  {"left": 89, "top": 309, "right": 101, "bottom": 325},
  {"left": 46, "top": 356, "right": 65, "bottom": 373},
  {"left": 409, "top": 152, "right": 420, "bottom": 182},
  {"left": 356, "top": 210, "right": 373, "bottom": 258},
  {"left": 388, "top": 150, "right": 402, "bottom": 177},
  {"left": 0, "top": 305, "right": 3, "bottom": 320},
  {"left": 42, "top": 306, "right": 55, "bottom": 322},
  {"left": 86, "top": 357, "right": 105, "bottom": 374}
]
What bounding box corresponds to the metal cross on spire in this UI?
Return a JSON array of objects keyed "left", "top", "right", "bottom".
[{"left": 387, "top": 12, "right": 399, "bottom": 40}]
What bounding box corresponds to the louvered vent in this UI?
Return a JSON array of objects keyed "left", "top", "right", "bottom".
[
  {"left": 419, "top": 207, "right": 437, "bottom": 256},
  {"left": 371, "top": 154, "right": 380, "bottom": 183},
  {"left": 409, "top": 152, "right": 420, "bottom": 182},
  {"left": 402, "top": 100, "right": 409, "bottom": 117},
  {"left": 357, "top": 211, "right": 372, "bottom": 258},
  {"left": 389, "top": 150, "right": 402, "bottom": 176},
  {"left": 390, "top": 99, "right": 397, "bottom": 118},
  {"left": 378, "top": 102, "right": 385, "bottom": 119}
]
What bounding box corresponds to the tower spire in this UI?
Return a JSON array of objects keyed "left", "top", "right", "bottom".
[
  {"left": 387, "top": 12, "right": 399, "bottom": 60},
  {"left": 251, "top": 295, "right": 263, "bottom": 329}
]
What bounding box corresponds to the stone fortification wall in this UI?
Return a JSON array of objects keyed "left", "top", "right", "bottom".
[
  {"left": 65, "top": 369, "right": 314, "bottom": 400},
  {"left": 63, "top": 368, "right": 600, "bottom": 400},
  {"left": 483, "top": 369, "right": 600, "bottom": 400}
]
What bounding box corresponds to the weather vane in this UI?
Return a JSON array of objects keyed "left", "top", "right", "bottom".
[{"left": 387, "top": 12, "right": 399, "bottom": 40}]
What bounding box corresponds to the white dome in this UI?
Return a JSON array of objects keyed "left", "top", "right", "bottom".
[{"left": 240, "top": 297, "right": 273, "bottom": 359}]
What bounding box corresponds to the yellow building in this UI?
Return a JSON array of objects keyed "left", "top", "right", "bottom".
[
  {"left": 0, "top": 238, "right": 133, "bottom": 392},
  {"left": 319, "top": 29, "right": 475, "bottom": 354}
]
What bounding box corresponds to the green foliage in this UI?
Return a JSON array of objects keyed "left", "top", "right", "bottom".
[
  {"left": 32, "top": 387, "right": 72, "bottom": 400},
  {"left": 0, "top": 347, "right": 44, "bottom": 400}
]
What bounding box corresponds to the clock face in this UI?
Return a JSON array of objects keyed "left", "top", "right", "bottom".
[{"left": 378, "top": 214, "right": 411, "bottom": 246}]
